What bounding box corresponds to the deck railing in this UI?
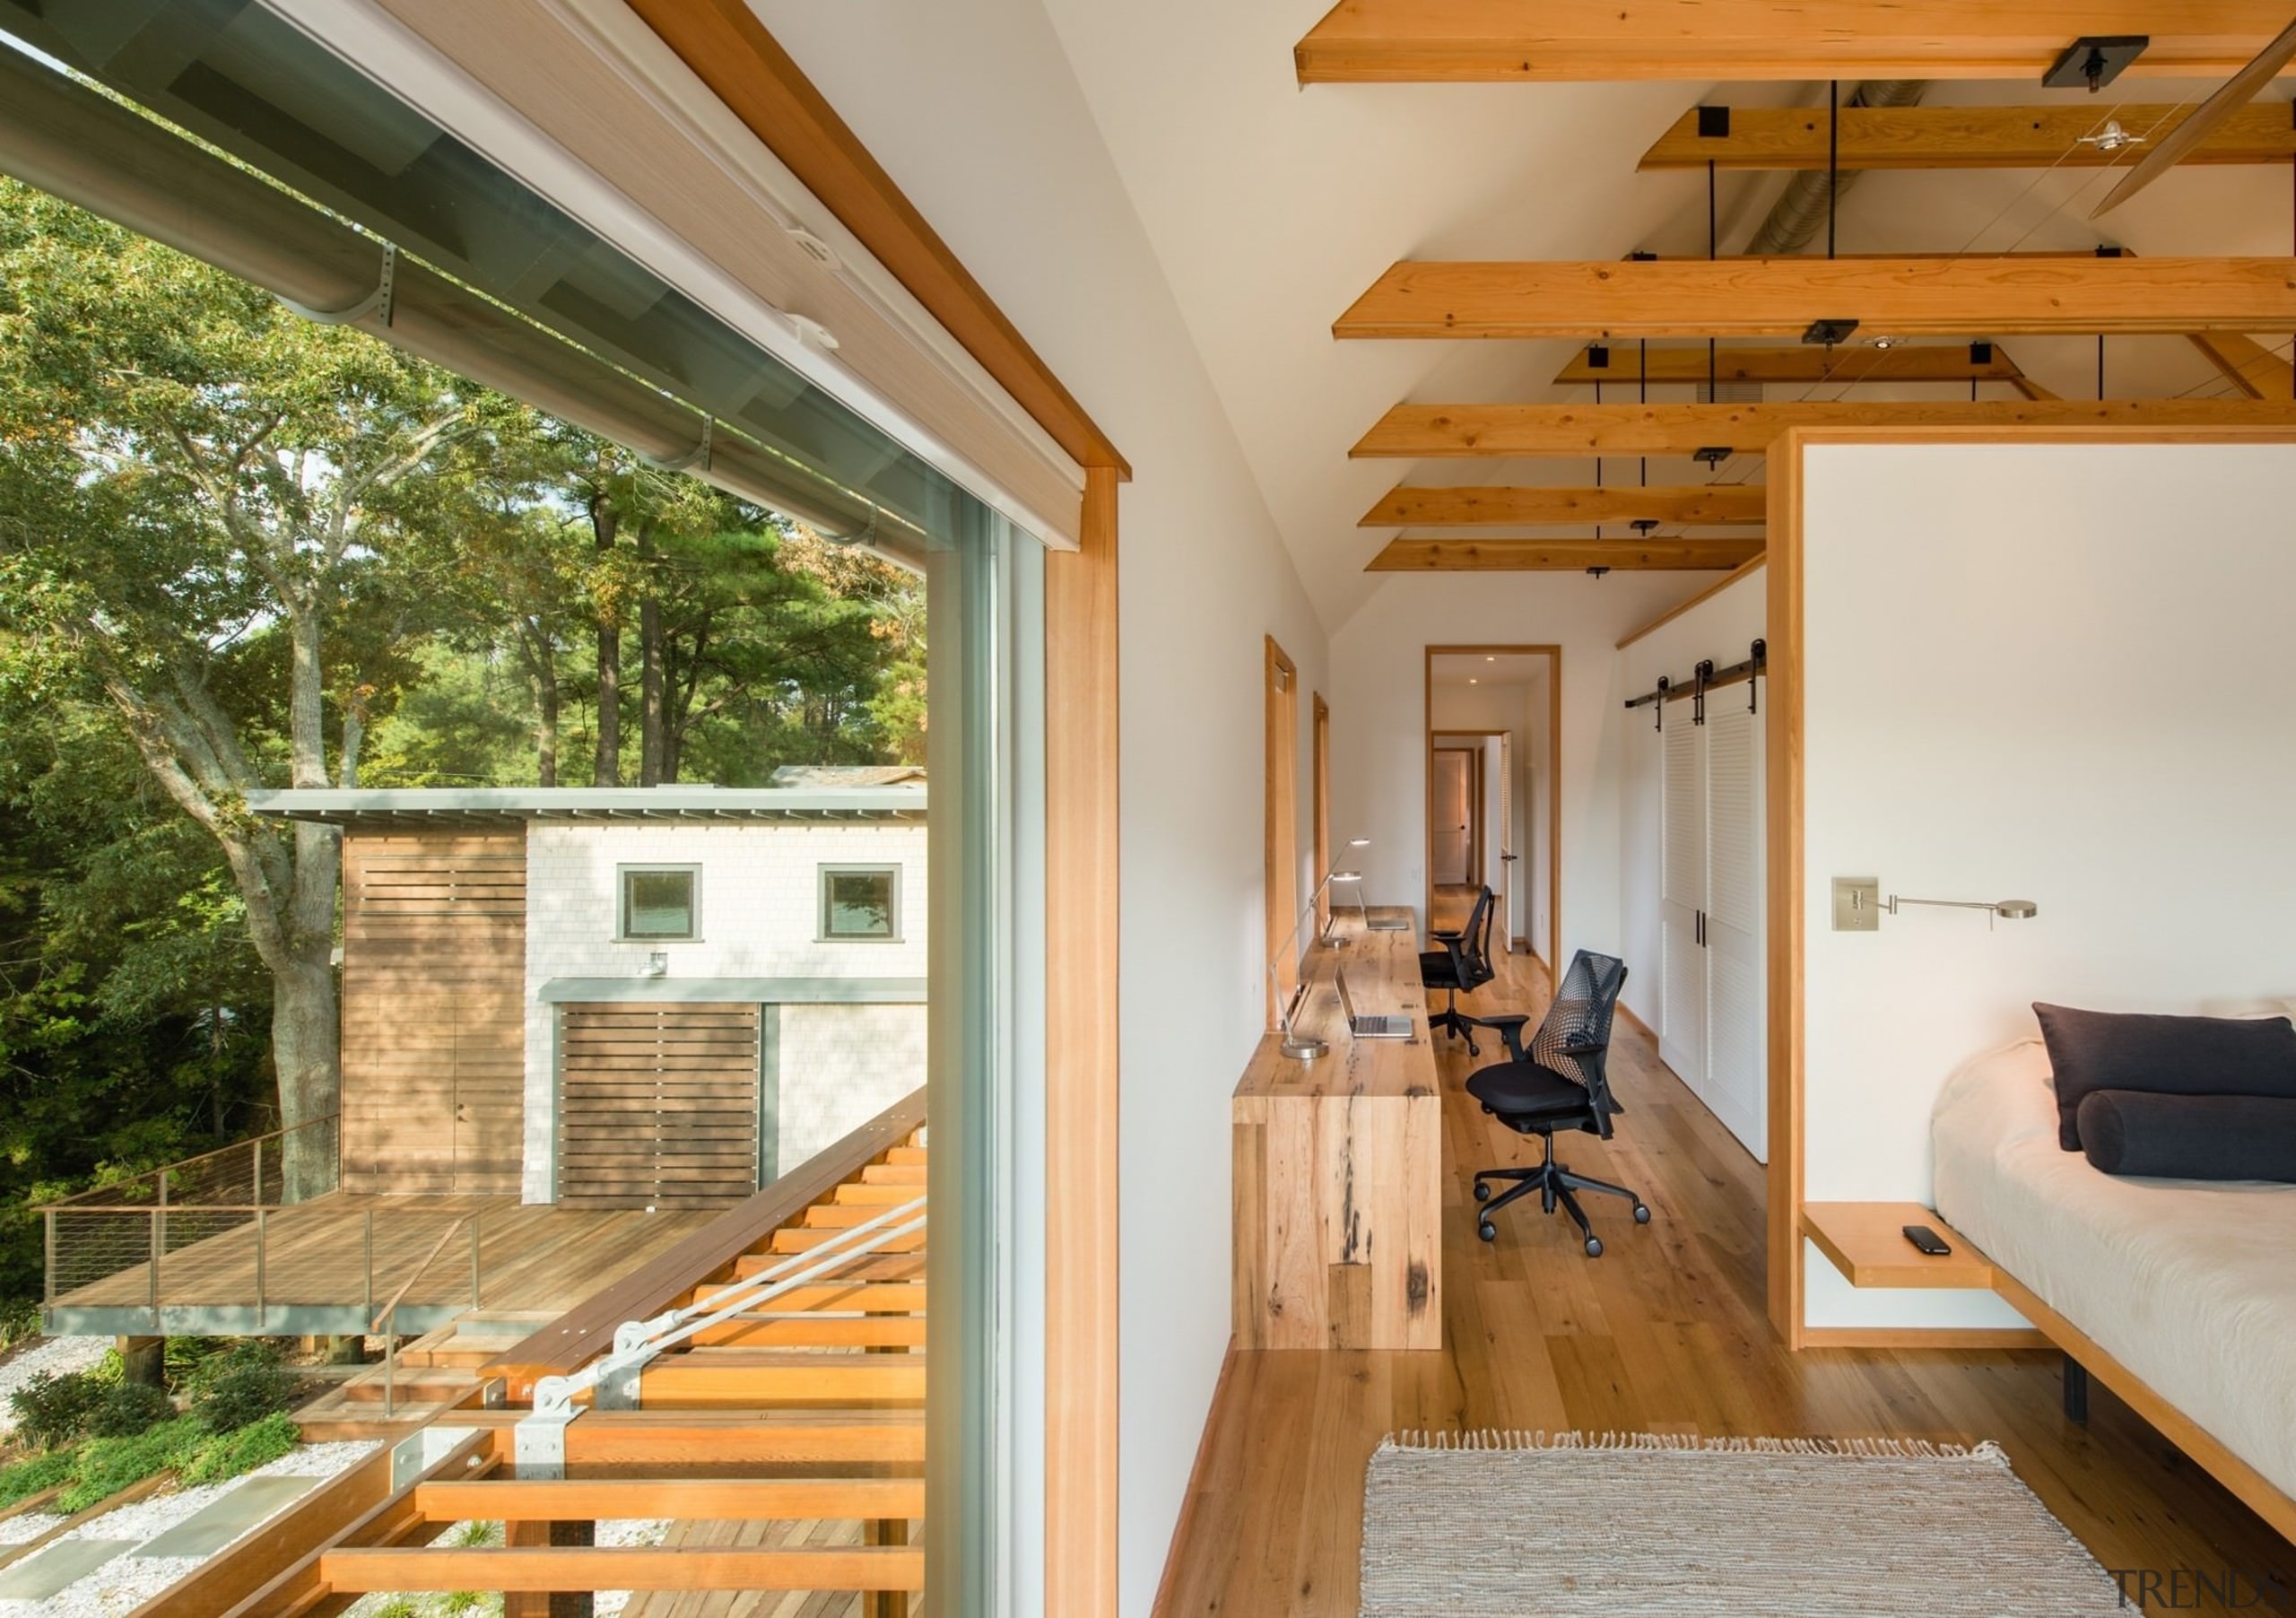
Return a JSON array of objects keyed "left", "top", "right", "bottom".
[{"left": 38, "top": 1117, "right": 486, "bottom": 1334}]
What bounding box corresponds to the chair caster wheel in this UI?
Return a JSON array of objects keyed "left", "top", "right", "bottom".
[
  {"left": 1477, "top": 1221, "right": 1497, "bottom": 1243},
  {"left": 1584, "top": 1237, "right": 1604, "bottom": 1257},
  {"left": 1473, "top": 1181, "right": 1491, "bottom": 1203},
  {"left": 1633, "top": 1204, "right": 1651, "bottom": 1224}
]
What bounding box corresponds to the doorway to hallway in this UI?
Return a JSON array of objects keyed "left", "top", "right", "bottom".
[{"left": 1424, "top": 647, "right": 1560, "bottom": 961}]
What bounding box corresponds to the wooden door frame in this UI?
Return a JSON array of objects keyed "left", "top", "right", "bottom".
[
  {"left": 1312, "top": 694, "right": 1331, "bottom": 932},
  {"left": 1265, "top": 637, "right": 1301, "bottom": 1026},
  {"left": 1761, "top": 425, "right": 2296, "bottom": 1354},
  {"left": 1424, "top": 646, "right": 1561, "bottom": 967}
]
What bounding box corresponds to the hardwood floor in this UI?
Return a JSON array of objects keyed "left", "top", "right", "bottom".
[{"left": 1153, "top": 946, "right": 2292, "bottom": 1616}]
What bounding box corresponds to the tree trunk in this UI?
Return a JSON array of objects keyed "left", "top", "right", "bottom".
[
  {"left": 270, "top": 944, "right": 341, "bottom": 1200},
  {"left": 591, "top": 500, "right": 622, "bottom": 787},
  {"left": 531, "top": 636, "right": 561, "bottom": 787},
  {"left": 638, "top": 529, "right": 665, "bottom": 787}
]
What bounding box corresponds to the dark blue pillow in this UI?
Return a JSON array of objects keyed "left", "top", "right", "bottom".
[
  {"left": 2033, "top": 1004, "right": 2296, "bottom": 1152},
  {"left": 2077, "top": 1091, "right": 2296, "bottom": 1183}
]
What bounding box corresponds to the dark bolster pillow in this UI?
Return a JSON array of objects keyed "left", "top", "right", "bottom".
[
  {"left": 2033, "top": 1003, "right": 2296, "bottom": 1151},
  {"left": 2077, "top": 1091, "right": 2296, "bottom": 1182}
]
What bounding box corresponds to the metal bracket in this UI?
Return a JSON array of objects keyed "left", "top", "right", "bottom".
[
  {"left": 650, "top": 414, "right": 713, "bottom": 474},
  {"left": 516, "top": 1376, "right": 581, "bottom": 1479},
  {"left": 1653, "top": 675, "right": 1668, "bottom": 732},
  {"left": 1749, "top": 638, "right": 1766, "bottom": 714},
  {"left": 1692, "top": 659, "right": 1713, "bottom": 726},
  {"left": 278, "top": 242, "right": 396, "bottom": 327}
]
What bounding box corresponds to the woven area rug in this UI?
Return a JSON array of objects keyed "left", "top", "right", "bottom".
[{"left": 1360, "top": 1432, "right": 2126, "bottom": 1617}]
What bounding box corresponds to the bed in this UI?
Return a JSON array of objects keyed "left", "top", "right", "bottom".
[{"left": 1932, "top": 1038, "right": 2296, "bottom": 1511}]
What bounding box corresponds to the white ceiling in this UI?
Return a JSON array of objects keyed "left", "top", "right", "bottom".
[
  {"left": 1431, "top": 652, "right": 1551, "bottom": 687},
  {"left": 1034, "top": 0, "right": 2294, "bottom": 630}
]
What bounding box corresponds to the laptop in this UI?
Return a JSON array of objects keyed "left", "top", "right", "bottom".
[{"left": 1335, "top": 965, "right": 1413, "bottom": 1040}]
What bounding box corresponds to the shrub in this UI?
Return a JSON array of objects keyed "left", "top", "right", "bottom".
[
  {"left": 0, "top": 1299, "right": 39, "bottom": 1354},
  {"left": 187, "top": 1342, "right": 295, "bottom": 1431},
  {"left": 53, "top": 1415, "right": 204, "bottom": 1511},
  {"left": 9, "top": 1370, "right": 107, "bottom": 1450},
  {"left": 162, "top": 1335, "right": 229, "bottom": 1389},
  {"left": 178, "top": 1410, "right": 298, "bottom": 1484},
  {"left": 86, "top": 1379, "right": 178, "bottom": 1438},
  {"left": 0, "top": 1447, "right": 77, "bottom": 1506}
]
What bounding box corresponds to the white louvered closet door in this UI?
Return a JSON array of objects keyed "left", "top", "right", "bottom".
[
  {"left": 1701, "top": 702, "right": 1768, "bottom": 1161},
  {"left": 1658, "top": 715, "right": 1707, "bottom": 1083}
]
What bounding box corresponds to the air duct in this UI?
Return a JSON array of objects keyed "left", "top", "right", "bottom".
[
  {"left": 0, "top": 47, "right": 926, "bottom": 562},
  {"left": 1744, "top": 81, "right": 1926, "bottom": 257}
]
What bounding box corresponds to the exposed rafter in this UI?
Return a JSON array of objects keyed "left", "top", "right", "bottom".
[
  {"left": 1639, "top": 103, "right": 2296, "bottom": 172},
  {"left": 1552, "top": 344, "right": 2027, "bottom": 386},
  {"left": 1352, "top": 399, "right": 2296, "bottom": 457},
  {"left": 1293, "top": 2, "right": 2296, "bottom": 83},
  {"left": 1360, "top": 484, "right": 1766, "bottom": 526},
  {"left": 1334, "top": 257, "right": 2296, "bottom": 340},
  {"left": 2187, "top": 331, "right": 2296, "bottom": 398},
  {"left": 1366, "top": 537, "right": 1763, "bottom": 571}
]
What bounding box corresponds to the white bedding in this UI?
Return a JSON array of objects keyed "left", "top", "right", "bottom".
[{"left": 1932, "top": 1039, "right": 2296, "bottom": 1502}]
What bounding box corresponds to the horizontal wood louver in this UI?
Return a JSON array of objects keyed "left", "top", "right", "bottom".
[
  {"left": 559, "top": 1004, "right": 762, "bottom": 1210},
  {"left": 341, "top": 832, "right": 526, "bottom": 1194}
]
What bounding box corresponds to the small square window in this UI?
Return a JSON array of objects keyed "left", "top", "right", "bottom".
[
  {"left": 621, "top": 866, "right": 698, "bottom": 940},
  {"left": 821, "top": 866, "right": 899, "bottom": 941}
]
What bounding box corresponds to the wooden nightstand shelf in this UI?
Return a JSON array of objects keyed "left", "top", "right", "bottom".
[{"left": 1801, "top": 1201, "right": 1996, "bottom": 1291}]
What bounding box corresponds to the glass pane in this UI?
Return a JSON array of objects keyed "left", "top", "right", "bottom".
[
  {"left": 623, "top": 870, "right": 695, "bottom": 938},
  {"left": 826, "top": 868, "right": 896, "bottom": 937}
]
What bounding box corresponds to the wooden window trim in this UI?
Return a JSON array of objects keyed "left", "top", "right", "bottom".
[{"left": 1265, "top": 637, "right": 1301, "bottom": 1027}]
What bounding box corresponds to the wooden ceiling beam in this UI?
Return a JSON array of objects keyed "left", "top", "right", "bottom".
[
  {"left": 2187, "top": 331, "right": 2296, "bottom": 398},
  {"left": 1361, "top": 484, "right": 1767, "bottom": 526},
  {"left": 1294, "top": 2, "right": 2296, "bottom": 83},
  {"left": 1552, "top": 344, "right": 2027, "bottom": 386},
  {"left": 1640, "top": 103, "right": 2296, "bottom": 171},
  {"left": 1335, "top": 258, "right": 2296, "bottom": 340},
  {"left": 1353, "top": 399, "right": 2296, "bottom": 457},
  {"left": 1368, "top": 537, "right": 1763, "bottom": 571}
]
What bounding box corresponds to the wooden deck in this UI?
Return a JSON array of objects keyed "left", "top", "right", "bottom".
[{"left": 45, "top": 1193, "right": 716, "bottom": 1336}]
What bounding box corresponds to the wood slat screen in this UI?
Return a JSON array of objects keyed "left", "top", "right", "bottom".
[
  {"left": 558, "top": 1003, "right": 761, "bottom": 1210},
  {"left": 341, "top": 831, "right": 527, "bottom": 1194}
]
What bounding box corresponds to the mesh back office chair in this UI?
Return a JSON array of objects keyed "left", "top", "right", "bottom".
[
  {"left": 1421, "top": 885, "right": 1497, "bottom": 1053},
  {"left": 1465, "top": 949, "right": 1650, "bottom": 1257}
]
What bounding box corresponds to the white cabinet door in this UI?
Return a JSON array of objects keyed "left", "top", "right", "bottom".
[
  {"left": 1702, "top": 702, "right": 1767, "bottom": 1161},
  {"left": 1659, "top": 716, "right": 1707, "bottom": 1083}
]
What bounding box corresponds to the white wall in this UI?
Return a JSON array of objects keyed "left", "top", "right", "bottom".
[
  {"left": 522, "top": 821, "right": 927, "bottom": 1201},
  {"left": 1797, "top": 440, "right": 2296, "bottom": 1329},
  {"left": 1616, "top": 568, "right": 1766, "bottom": 1031},
  {"left": 1331, "top": 574, "right": 1693, "bottom": 976},
  {"left": 750, "top": 6, "right": 1329, "bottom": 1607}
]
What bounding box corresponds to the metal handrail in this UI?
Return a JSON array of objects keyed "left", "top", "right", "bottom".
[
  {"left": 372, "top": 1215, "right": 475, "bottom": 1419},
  {"left": 35, "top": 1115, "right": 341, "bottom": 1209}
]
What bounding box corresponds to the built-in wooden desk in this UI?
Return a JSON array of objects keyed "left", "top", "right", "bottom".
[{"left": 1232, "top": 908, "right": 1441, "bottom": 1352}]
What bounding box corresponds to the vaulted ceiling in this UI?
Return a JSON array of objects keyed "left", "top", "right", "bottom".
[{"left": 1036, "top": 0, "right": 2296, "bottom": 628}]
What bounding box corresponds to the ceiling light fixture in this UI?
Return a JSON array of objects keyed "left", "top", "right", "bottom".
[
  {"left": 1803, "top": 318, "right": 1859, "bottom": 347},
  {"left": 1693, "top": 446, "right": 1731, "bottom": 466},
  {"left": 2077, "top": 119, "right": 2145, "bottom": 154},
  {"left": 1869, "top": 335, "right": 1899, "bottom": 350},
  {"left": 1587, "top": 566, "right": 1611, "bottom": 579}
]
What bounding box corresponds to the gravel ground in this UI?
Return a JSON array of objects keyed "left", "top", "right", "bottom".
[
  {"left": 0, "top": 1439, "right": 380, "bottom": 1618},
  {"left": 0, "top": 1337, "right": 111, "bottom": 1435},
  {"left": 0, "top": 1513, "right": 65, "bottom": 1546}
]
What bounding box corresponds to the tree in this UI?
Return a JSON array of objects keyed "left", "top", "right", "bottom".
[{"left": 0, "top": 180, "right": 468, "bottom": 1195}]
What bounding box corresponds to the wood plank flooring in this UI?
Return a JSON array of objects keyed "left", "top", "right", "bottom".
[{"left": 1153, "top": 944, "right": 2292, "bottom": 1616}]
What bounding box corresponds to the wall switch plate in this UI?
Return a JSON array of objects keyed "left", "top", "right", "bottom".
[{"left": 1832, "top": 877, "right": 1881, "bottom": 932}]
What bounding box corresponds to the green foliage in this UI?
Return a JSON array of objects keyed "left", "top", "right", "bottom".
[
  {"left": 186, "top": 1341, "right": 295, "bottom": 1431},
  {"left": 86, "top": 1379, "right": 178, "bottom": 1439},
  {"left": 0, "top": 1299, "right": 37, "bottom": 1353},
  {"left": 8, "top": 1368, "right": 109, "bottom": 1450},
  {"left": 0, "top": 1445, "right": 75, "bottom": 1505},
  {"left": 178, "top": 1409, "right": 298, "bottom": 1484},
  {"left": 53, "top": 1414, "right": 204, "bottom": 1511}
]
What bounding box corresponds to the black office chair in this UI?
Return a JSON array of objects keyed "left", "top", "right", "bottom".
[
  {"left": 1421, "top": 886, "right": 1497, "bottom": 1053},
  {"left": 1465, "top": 949, "right": 1650, "bottom": 1257}
]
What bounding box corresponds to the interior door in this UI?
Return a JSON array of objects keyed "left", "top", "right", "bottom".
[
  {"left": 1702, "top": 702, "right": 1768, "bottom": 1160},
  {"left": 1494, "top": 735, "right": 1515, "bottom": 952},
  {"left": 1431, "top": 749, "right": 1473, "bottom": 885},
  {"left": 1658, "top": 717, "right": 1708, "bottom": 1084}
]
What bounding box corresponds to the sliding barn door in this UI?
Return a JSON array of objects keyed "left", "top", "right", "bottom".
[
  {"left": 558, "top": 1003, "right": 762, "bottom": 1209},
  {"left": 1702, "top": 703, "right": 1768, "bottom": 1161},
  {"left": 1658, "top": 718, "right": 1708, "bottom": 1083}
]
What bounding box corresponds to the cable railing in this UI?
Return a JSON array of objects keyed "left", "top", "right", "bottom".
[{"left": 37, "top": 1117, "right": 489, "bottom": 1334}]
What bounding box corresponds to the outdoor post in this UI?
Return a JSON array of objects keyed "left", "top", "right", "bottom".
[{"left": 255, "top": 1208, "right": 267, "bottom": 1331}]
